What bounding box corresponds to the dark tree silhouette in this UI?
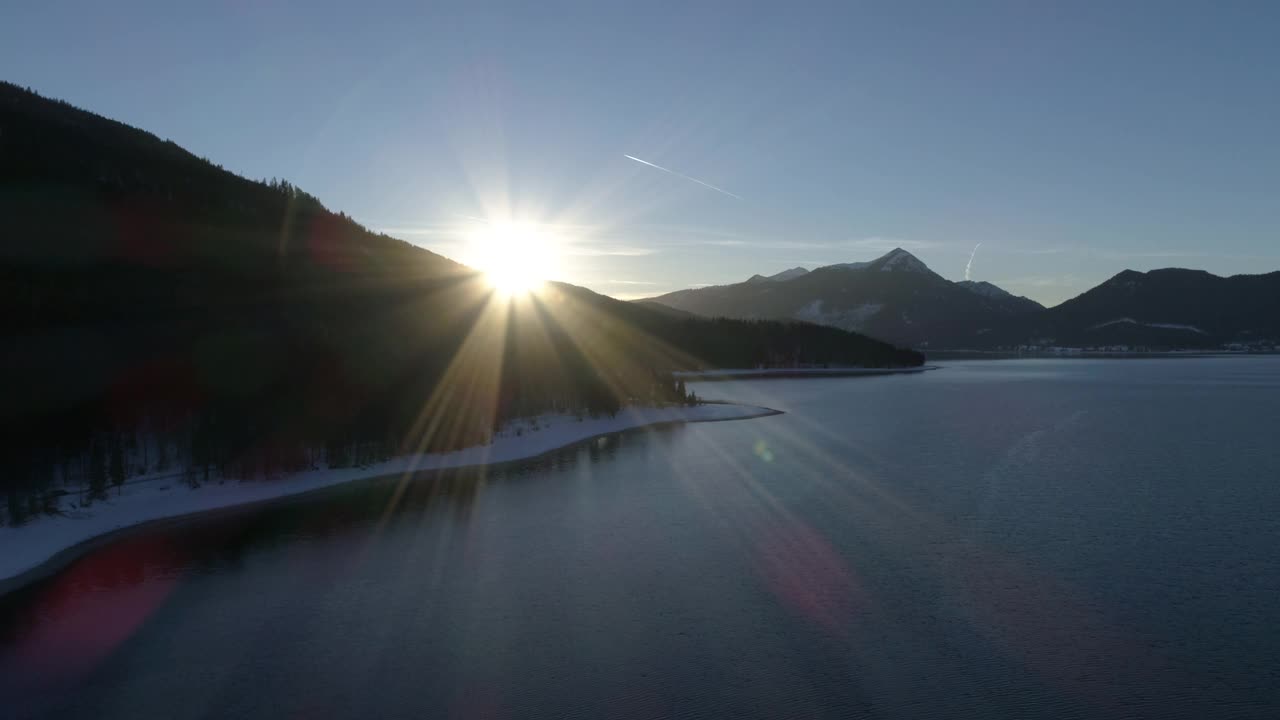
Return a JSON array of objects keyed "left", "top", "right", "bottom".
[
  {"left": 109, "top": 435, "right": 126, "bottom": 496},
  {"left": 0, "top": 82, "right": 924, "bottom": 522},
  {"left": 88, "top": 440, "right": 107, "bottom": 502}
]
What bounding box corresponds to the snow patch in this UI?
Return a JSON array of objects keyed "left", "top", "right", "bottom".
[
  {"left": 1089, "top": 318, "right": 1206, "bottom": 334},
  {"left": 675, "top": 366, "right": 935, "bottom": 379},
  {"left": 1089, "top": 317, "right": 1139, "bottom": 329},
  {"left": 0, "top": 403, "right": 776, "bottom": 585},
  {"left": 793, "top": 300, "right": 884, "bottom": 331},
  {"left": 1147, "top": 323, "right": 1207, "bottom": 334}
]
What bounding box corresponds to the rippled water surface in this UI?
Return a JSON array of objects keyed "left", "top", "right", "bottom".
[{"left": 3, "top": 358, "right": 1280, "bottom": 719}]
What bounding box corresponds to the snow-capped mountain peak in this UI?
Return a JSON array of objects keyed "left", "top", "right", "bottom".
[
  {"left": 825, "top": 248, "right": 932, "bottom": 274},
  {"left": 875, "top": 248, "right": 931, "bottom": 273}
]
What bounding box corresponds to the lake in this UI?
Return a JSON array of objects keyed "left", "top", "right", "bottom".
[{"left": 3, "top": 358, "right": 1279, "bottom": 719}]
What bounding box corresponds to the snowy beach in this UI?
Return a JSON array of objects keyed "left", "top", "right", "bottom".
[
  {"left": 675, "top": 366, "right": 937, "bottom": 380},
  {"left": 0, "top": 402, "right": 778, "bottom": 589}
]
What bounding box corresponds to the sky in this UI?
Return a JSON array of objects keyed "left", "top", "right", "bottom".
[{"left": 3, "top": 1, "right": 1278, "bottom": 306}]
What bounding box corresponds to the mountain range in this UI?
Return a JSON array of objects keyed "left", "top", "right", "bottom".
[{"left": 644, "top": 248, "right": 1280, "bottom": 351}]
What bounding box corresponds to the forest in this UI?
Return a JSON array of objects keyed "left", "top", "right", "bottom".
[{"left": 0, "top": 82, "right": 923, "bottom": 525}]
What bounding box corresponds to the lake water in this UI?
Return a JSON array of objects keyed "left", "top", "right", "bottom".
[{"left": 3, "top": 358, "right": 1280, "bottom": 719}]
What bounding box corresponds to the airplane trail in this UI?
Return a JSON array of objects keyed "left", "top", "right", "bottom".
[
  {"left": 623, "top": 154, "right": 742, "bottom": 200},
  {"left": 965, "top": 242, "right": 982, "bottom": 280}
]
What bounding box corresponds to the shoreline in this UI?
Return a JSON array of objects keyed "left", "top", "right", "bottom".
[
  {"left": 0, "top": 402, "right": 781, "bottom": 597},
  {"left": 926, "top": 350, "right": 1278, "bottom": 358},
  {"left": 674, "top": 365, "right": 938, "bottom": 380}
]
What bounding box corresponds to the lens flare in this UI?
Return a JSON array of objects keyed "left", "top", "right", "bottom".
[{"left": 465, "top": 221, "right": 560, "bottom": 296}]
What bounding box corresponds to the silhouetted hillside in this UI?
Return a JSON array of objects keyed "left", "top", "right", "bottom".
[
  {"left": 645, "top": 249, "right": 1279, "bottom": 351},
  {"left": 1015, "top": 268, "right": 1280, "bottom": 349},
  {"left": 552, "top": 282, "right": 922, "bottom": 369},
  {"left": 955, "top": 281, "right": 1044, "bottom": 313},
  {"left": 0, "top": 82, "right": 921, "bottom": 521},
  {"left": 645, "top": 248, "right": 1042, "bottom": 348}
]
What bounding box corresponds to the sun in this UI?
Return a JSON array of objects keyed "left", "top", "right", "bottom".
[{"left": 466, "top": 221, "right": 560, "bottom": 296}]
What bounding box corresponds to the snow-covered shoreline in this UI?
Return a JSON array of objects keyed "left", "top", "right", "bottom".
[
  {"left": 674, "top": 366, "right": 937, "bottom": 380},
  {"left": 0, "top": 402, "right": 779, "bottom": 591}
]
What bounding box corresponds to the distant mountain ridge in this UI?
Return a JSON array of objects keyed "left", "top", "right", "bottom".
[
  {"left": 646, "top": 248, "right": 1046, "bottom": 348},
  {"left": 1013, "top": 267, "right": 1280, "bottom": 349},
  {"left": 643, "top": 250, "right": 1279, "bottom": 350},
  {"left": 956, "top": 280, "right": 1044, "bottom": 313},
  {"left": 746, "top": 266, "right": 809, "bottom": 284}
]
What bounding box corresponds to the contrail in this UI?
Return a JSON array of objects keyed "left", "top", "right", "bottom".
[
  {"left": 623, "top": 154, "right": 742, "bottom": 200},
  {"left": 965, "top": 242, "right": 982, "bottom": 280}
]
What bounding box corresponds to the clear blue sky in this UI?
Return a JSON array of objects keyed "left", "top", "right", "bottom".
[{"left": 4, "top": 1, "right": 1278, "bottom": 305}]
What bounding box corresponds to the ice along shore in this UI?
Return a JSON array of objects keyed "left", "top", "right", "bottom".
[
  {"left": 0, "top": 402, "right": 780, "bottom": 594},
  {"left": 674, "top": 365, "right": 938, "bottom": 380}
]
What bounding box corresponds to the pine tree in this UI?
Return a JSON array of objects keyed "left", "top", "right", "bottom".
[
  {"left": 326, "top": 436, "right": 349, "bottom": 469},
  {"left": 109, "top": 435, "right": 126, "bottom": 496},
  {"left": 88, "top": 439, "right": 108, "bottom": 501},
  {"left": 6, "top": 489, "right": 25, "bottom": 527},
  {"left": 128, "top": 431, "right": 140, "bottom": 474}
]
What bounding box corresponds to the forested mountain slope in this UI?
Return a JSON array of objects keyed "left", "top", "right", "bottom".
[
  {"left": 0, "top": 81, "right": 921, "bottom": 520},
  {"left": 1015, "top": 268, "right": 1280, "bottom": 349},
  {"left": 646, "top": 249, "right": 1279, "bottom": 351},
  {"left": 646, "top": 248, "right": 1042, "bottom": 348}
]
